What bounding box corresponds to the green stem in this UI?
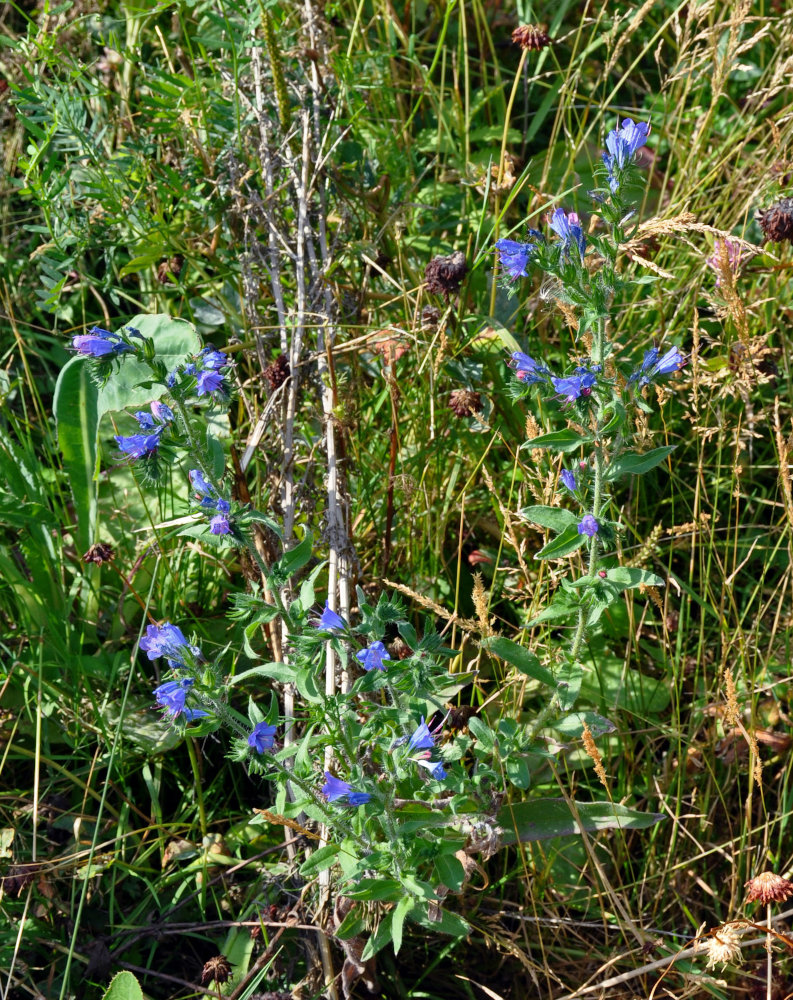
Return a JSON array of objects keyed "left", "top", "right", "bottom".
[{"left": 186, "top": 736, "right": 208, "bottom": 839}]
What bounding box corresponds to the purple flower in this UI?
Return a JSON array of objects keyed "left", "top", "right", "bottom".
[
  {"left": 313, "top": 601, "right": 346, "bottom": 631},
  {"left": 605, "top": 118, "right": 650, "bottom": 169},
  {"left": 196, "top": 370, "right": 225, "bottom": 396},
  {"left": 507, "top": 350, "right": 548, "bottom": 385},
  {"left": 356, "top": 640, "right": 391, "bottom": 672},
  {"left": 631, "top": 345, "right": 686, "bottom": 386},
  {"left": 184, "top": 363, "right": 197, "bottom": 376},
  {"left": 548, "top": 208, "right": 586, "bottom": 259},
  {"left": 151, "top": 400, "right": 174, "bottom": 423},
  {"left": 134, "top": 410, "right": 157, "bottom": 429},
  {"left": 560, "top": 469, "right": 576, "bottom": 490},
  {"left": 495, "top": 238, "right": 536, "bottom": 280},
  {"left": 322, "top": 771, "right": 371, "bottom": 806},
  {"left": 189, "top": 469, "right": 215, "bottom": 497},
  {"left": 408, "top": 717, "right": 434, "bottom": 752},
  {"left": 140, "top": 622, "right": 189, "bottom": 661},
  {"left": 551, "top": 375, "right": 586, "bottom": 404},
  {"left": 705, "top": 239, "right": 750, "bottom": 287},
  {"left": 182, "top": 707, "right": 210, "bottom": 721},
  {"left": 248, "top": 721, "right": 277, "bottom": 753},
  {"left": 200, "top": 346, "right": 228, "bottom": 370},
  {"left": 577, "top": 515, "right": 599, "bottom": 537},
  {"left": 216, "top": 498, "right": 230, "bottom": 514},
  {"left": 114, "top": 429, "right": 162, "bottom": 458},
  {"left": 415, "top": 759, "right": 447, "bottom": 780},
  {"left": 210, "top": 514, "right": 231, "bottom": 535},
  {"left": 72, "top": 334, "right": 117, "bottom": 357},
  {"left": 153, "top": 678, "right": 194, "bottom": 717},
  {"left": 166, "top": 371, "right": 177, "bottom": 388}
]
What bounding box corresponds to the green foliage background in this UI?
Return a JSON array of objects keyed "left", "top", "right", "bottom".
[{"left": 1, "top": 0, "right": 792, "bottom": 998}]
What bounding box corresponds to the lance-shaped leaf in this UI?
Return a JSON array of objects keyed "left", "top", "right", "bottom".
[
  {"left": 604, "top": 446, "right": 674, "bottom": 481},
  {"left": 534, "top": 523, "right": 588, "bottom": 560}
]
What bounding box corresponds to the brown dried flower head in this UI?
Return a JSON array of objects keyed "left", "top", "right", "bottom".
[
  {"left": 757, "top": 198, "right": 793, "bottom": 243},
  {"left": 421, "top": 304, "right": 441, "bottom": 329},
  {"left": 424, "top": 251, "right": 467, "bottom": 300},
  {"left": 512, "top": 24, "right": 551, "bottom": 50},
  {"left": 83, "top": 542, "right": 114, "bottom": 565},
  {"left": 704, "top": 924, "right": 744, "bottom": 969},
  {"left": 264, "top": 353, "right": 290, "bottom": 391},
  {"left": 201, "top": 954, "right": 233, "bottom": 986},
  {"left": 745, "top": 870, "right": 793, "bottom": 905},
  {"left": 448, "top": 389, "right": 482, "bottom": 417}
]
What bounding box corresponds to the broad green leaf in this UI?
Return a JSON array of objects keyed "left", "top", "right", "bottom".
[
  {"left": 605, "top": 567, "right": 664, "bottom": 589},
  {"left": 334, "top": 906, "right": 366, "bottom": 940},
  {"left": 53, "top": 356, "right": 98, "bottom": 553},
  {"left": 534, "top": 523, "right": 587, "bottom": 560},
  {"left": 554, "top": 712, "right": 615, "bottom": 739},
  {"left": 555, "top": 659, "right": 583, "bottom": 710},
  {"left": 273, "top": 528, "right": 313, "bottom": 582},
  {"left": 96, "top": 314, "right": 201, "bottom": 414},
  {"left": 434, "top": 853, "right": 466, "bottom": 892},
  {"left": 229, "top": 662, "right": 293, "bottom": 685},
  {"left": 360, "top": 912, "right": 393, "bottom": 961},
  {"left": 519, "top": 505, "right": 578, "bottom": 533},
  {"left": 101, "top": 971, "right": 144, "bottom": 1000},
  {"left": 498, "top": 798, "right": 663, "bottom": 844},
  {"left": 579, "top": 657, "right": 670, "bottom": 714},
  {"left": 391, "top": 895, "right": 414, "bottom": 955},
  {"left": 299, "top": 843, "right": 340, "bottom": 876},
  {"left": 345, "top": 877, "right": 403, "bottom": 901},
  {"left": 505, "top": 755, "right": 531, "bottom": 789},
  {"left": 525, "top": 590, "right": 580, "bottom": 626},
  {"left": 481, "top": 636, "right": 555, "bottom": 687},
  {"left": 468, "top": 717, "right": 496, "bottom": 750},
  {"left": 604, "top": 446, "right": 674, "bottom": 481},
  {"left": 521, "top": 428, "right": 591, "bottom": 453}
]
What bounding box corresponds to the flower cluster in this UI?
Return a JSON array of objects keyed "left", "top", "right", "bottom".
[
  {"left": 71, "top": 325, "right": 139, "bottom": 358},
  {"left": 189, "top": 469, "right": 232, "bottom": 535},
  {"left": 507, "top": 351, "right": 600, "bottom": 407},
  {"left": 153, "top": 678, "right": 208, "bottom": 721},
  {"left": 628, "top": 346, "right": 686, "bottom": 386},
  {"left": 115, "top": 400, "right": 176, "bottom": 458},
  {"left": 601, "top": 118, "right": 650, "bottom": 193},
  {"left": 167, "top": 344, "right": 232, "bottom": 398},
  {"left": 406, "top": 716, "right": 447, "bottom": 779}
]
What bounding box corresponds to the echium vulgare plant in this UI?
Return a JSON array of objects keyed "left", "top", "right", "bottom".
[
  {"left": 66, "top": 318, "right": 518, "bottom": 961},
  {"left": 495, "top": 118, "right": 685, "bottom": 717}
]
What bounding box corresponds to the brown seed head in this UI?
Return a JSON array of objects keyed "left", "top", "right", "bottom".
[
  {"left": 511, "top": 25, "right": 551, "bottom": 50},
  {"left": 201, "top": 954, "right": 233, "bottom": 986},
  {"left": 757, "top": 198, "right": 793, "bottom": 243},
  {"left": 264, "top": 353, "right": 290, "bottom": 391},
  {"left": 448, "top": 389, "right": 482, "bottom": 417},
  {"left": 424, "top": 251, "right": 467, "bottom": 300},
  {"left": 83, "top": 542, "right": 114, "bottom": 565},
  {"left": 744, "top": 871, "right": 793, "bottom": 905}
]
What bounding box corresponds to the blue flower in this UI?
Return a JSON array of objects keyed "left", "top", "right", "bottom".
[
  {"left": 248, "top": 721, "right": 277, "bottom": 753},
  {"left": 114, "top": 429, "right": 162, "bottom": 458},
  {"left": 196, "top": 370, "right": 225, "bottom": 395},
  {"left": 495, "top": 238, "right": 536, "bottom": 280},
  {"left": 548, "top": 208, "right": 586, "bottom": 259},
  {"left": 313, "top": 601, "right": 346, "bottom": 631},
  {"left": 200, "top": 346, "right": 228, "bottom": 370},
  {"left": 140, "top": 622, "right": 189, "bottom": 661},
  {"left": 134, "top": 410, "right": 157, "bottom": 429},
  {"left": 507, "top": 351, "right": 549, "bottom": 385},
  {"left": 216, "top": 498, "right": 230, "bottom": 514},
  {"left": 166, "top": 371, "right": 177, "bottom": 388},
  {"left": 408, "top": 717, "right": 434, "bottom": 752},
  {"left": 560, "top": 469, "right": 576, "bottom": 490},
  {"left": 605, "top": 118, "right": 650, "bottom": 169},
  {"left": 322, "top": 771, "right": 371, "bottom": 805},
  {"left": 184, "top": 363, "right": 197, "bottom": 376},
  {"left": 189, "top": 469, "right": 215, "bottom": 497},
  {"left": 416, "top": 759, "right": 447, "bottom": 780},
  {"left": 151, "top": 400, "right": 174, "bottom": 423},
  {"left": 153, "top": 678, "right": 194, "bottom": 717},
  {"left": 551, "top": 375, "right": 587, "bottom": 404},
  {"left": 210, "top": 514, "right": 231, "bottom": 535},
  {"left": 72, "top": 327, "right": 134, "bottom": 358},
  {"left": 182, "top": 707, "right": 210, "bottom": 721},
  {"left": 355, "top": 640, "right": 391, "bottom": 672},
  {"left": 630, "top": 345, "right": 686, "bottom": 386},
  {"left": 577, "top": 515, "right": 599, "bottom": 537}
]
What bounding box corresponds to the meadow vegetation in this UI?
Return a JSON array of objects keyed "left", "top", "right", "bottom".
[{"left": 1, "top": 1, "right": 793, "bottom": 999}]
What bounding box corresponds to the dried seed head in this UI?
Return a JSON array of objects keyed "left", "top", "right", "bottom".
[
  {"left": 704, "top": 924, "right": 744, "bottom": 969},
  {"left": 511, "top": 24, "right": 552, "bottom": 50},
  {"left": 83, "top": 543, "right": 114, "bottom": 565},
  {"left": 421, "top": 304, "right": 441, "bottom": 329},
  {"left": 448, "top": 389, "right": 482, "bottom": 417},
  {"left": 264, "top": 353, "right": 290, "bottom": 391},
  {"left": 745, "top": 871, "right": 793, "bottom": 905},
  {"left": 757, "top": 198, "right": 793, "bottom": 243},
  {"left": 157, "top": 255, "right": 184, "bottom": 283},
  {"left": 424, "top": 251, "right": 467, "bottom": 300},
  {"left": 201, "top": 955, "right": 233, "bottom": 986}
]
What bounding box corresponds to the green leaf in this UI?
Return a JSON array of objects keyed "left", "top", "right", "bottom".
[
  {"left": 434, "top": 853, "right": 466, "bottom": 892},
  {"left": 505, "top": 756, "right": 531, "bottom": 789},
  {"left": 299, "top": 843, "right": 340, "bottom": 876},
  {"left": 525, "top": 589, "right": 581, "bottom": 626},
  {"left": 605, "top": 567, "right": 664, "bottom": 589},
  {"left": 604, "top": 446, "right": 674, "bottom": 481},
  {"left": 53, "top": 356, "right": 98, "bottom": 553},
  {"left": 229, "top": 662, "right": 293, "bottom": 686},
  {"left": 554, "top": 712, "right": 615, "bottom": 739},
  {"left": 334, "top": 906, "right": 366, "bottom": 941},
  {"left": 481, "top": 636, "right": 555, "bottom": 687},
  {"left": 101, "top": 971, "right": 144, "bottom": 1000},
  {"left": 468, "top": 716, "right": 496, "bottom": 750},
  {"left": 498, "top": 798, "right": 664, "bottom": 844},
  {"left": 272, "top": 528, "right": 313, "bottom": 582},
  {"left": 521, "top": 428, "right": 591, "bottom": 453},
  {"left": 555, "top": 659, "right": 583, "bottom": 711},
  {"left": 360, "top": 912, "right": 393, "bottom": 961},
  {"left": 96, "top": 314, "right": 201, "bottom": 414},
  {"left": 391, "top": 895, "right": 414, "bottom": 955},
  {"left": 534, "top": 524, "right": 587, "bottom": 560},
  {"left": 519, "top": 505, "right": 578, "bottom": 533}
]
